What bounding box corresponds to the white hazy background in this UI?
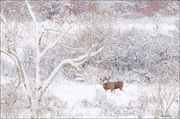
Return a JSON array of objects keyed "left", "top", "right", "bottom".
[{"left": 1, "top": 1, "right": 179, "bottom": 118}]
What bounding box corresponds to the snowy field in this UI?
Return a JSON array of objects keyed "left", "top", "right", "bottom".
[
  {"left": 1, "top": 17, "right": 179, "bottom": 117},
  {"left": 1, "top": 70, "right": 179, "bottom": 118},
  {"left": 1, "top": 1, "right": 179, "bottom": 118},
  {"left": 45, "top": 72, "right": 178, "bottom": 118},
  {"left": 1, "top": 16, "right": 179, "bottom": 118}
]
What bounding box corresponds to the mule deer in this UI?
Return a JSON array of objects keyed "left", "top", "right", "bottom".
[{"left": 100, "top": 77, "right": 123, "bottom": 92}]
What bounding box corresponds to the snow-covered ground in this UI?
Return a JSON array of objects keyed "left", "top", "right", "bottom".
[
  {"left": 1, "top": 73, "right": 179, "bottom": 118},
  {"left": 52, "top": 80, "right": 138, "bottom": 107},
  {"left": 40, "top": 73, "right": 178, "bottom": 118}
]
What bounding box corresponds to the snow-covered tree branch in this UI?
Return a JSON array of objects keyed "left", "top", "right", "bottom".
[
  {"left": 0, "top": 48, "right": 34, "bottom": 118},
  {"left": 5, "top": 1, "right": 104, "bottom": 118}
]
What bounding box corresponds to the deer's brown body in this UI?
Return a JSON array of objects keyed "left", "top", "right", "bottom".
[
  {"left": 103, "top": 81, "right": 123, "bottom": 92},
  {"left": 115, "top": 81, "right": 123, "bottom": 91},
  {"left": 101, "top": 77, "right": 123, "bottom": 92},
  {"left": 100, "top": 77, "right": 123, "bottom": 92},
  {"left": 103, "top": 82, "right": 115, "bottom": 92}
]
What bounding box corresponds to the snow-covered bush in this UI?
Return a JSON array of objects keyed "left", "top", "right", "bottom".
[
  {"left": 149, "top": 62, "right": 179, "bottom": 118},
  {"left": 39, "top": 96, "right": 68, "bottom": 118},
  {"left": 1, "top": 78, "right": 28, "bottom": 118}
]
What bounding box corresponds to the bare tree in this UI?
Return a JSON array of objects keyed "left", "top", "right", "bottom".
[{"left": 1, "top": 0, "right": 106, "bottom": 118}]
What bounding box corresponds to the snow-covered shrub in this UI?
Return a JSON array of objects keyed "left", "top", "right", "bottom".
[
  {"left": 40, "top": 96, "right": 68, "bottom": 118},
  {"left": 90, "top": 89, "right": 108, "bottom": 108},
  {"left": 94, "top": 26, "right": 179, "bottom": 78},
  {"left": 150, "top": 81, "right": 179, "bottom": 118},
  {"left": 1, "top": 79, "right": 28, "bottom": 118},
  {"left": 61, "top": 65, "right": 80, "bottom": 81},
  {"left": 149, "top": 64, "right": 179, "bottom": 118}
]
